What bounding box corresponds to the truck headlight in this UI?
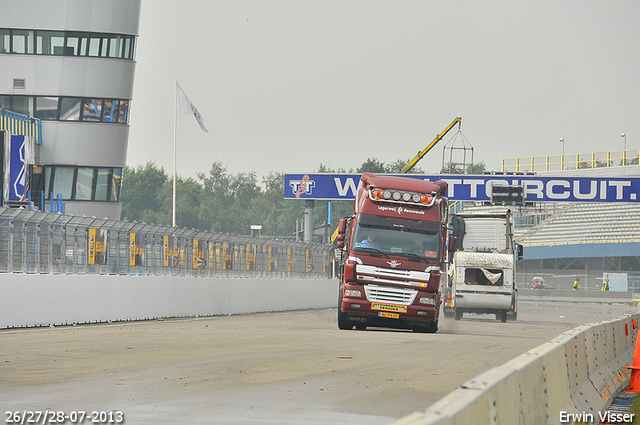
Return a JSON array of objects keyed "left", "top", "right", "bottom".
[
  {"left": 346, "top": 289, "right": 362, "bottom": 297},
  {"left": 419, "top": 297, "right": 435, "bottom": 305}
]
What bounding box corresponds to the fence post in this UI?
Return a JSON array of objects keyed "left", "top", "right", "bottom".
[
  {"left": 73, "top": 226, "right": 78, "bottom": 275},
  {"left": 20, "top": 217, "right": 26, "bottom": 273},
  {"left": 34, "top": 222, "right": 40, "bottom": 273},
  {"left": 60, "top": 220, "right": 67, "bottom": 275},
  {"left": 7, "top": 215, "right": 14, "bottom": 273}
]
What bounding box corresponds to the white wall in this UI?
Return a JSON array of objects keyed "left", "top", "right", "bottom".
[{"left": 0, "top": 274, "right": 338, "bottom": 328}]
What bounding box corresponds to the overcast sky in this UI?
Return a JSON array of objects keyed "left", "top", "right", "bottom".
[{"left": 127, "top": 0, "right": 640, "bottom": 181}]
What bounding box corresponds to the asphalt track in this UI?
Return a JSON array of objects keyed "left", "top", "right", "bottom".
[{"left": 1, "top": 301, "right": 637, "bottom": 425}]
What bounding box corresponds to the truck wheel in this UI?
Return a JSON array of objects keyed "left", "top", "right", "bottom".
[
  {"left": 337, "top": 296, "right": 353, "bottom": 330},
  {"left": 454, "top": 310, "right": 463, "bottom": 321},
  {"left": 355, "top": 324, "right": 366, "bottom": 331},
  {"left": 500, "top": 311, "right": 508, "bottom": 323},
  {"left": 338, "top": 309, "right": 352, "bottom": 330},
  {"left": 426, "top": 318, "right": 439, "bottom": 333}
]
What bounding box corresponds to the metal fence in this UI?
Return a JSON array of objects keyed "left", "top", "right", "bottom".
[{"left": 0, "top": 207, "right": 334, "bottom": 278}]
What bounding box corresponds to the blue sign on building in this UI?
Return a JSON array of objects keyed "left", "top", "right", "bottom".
[
  {"left": 8, "top": 135, "right": 33, "bottom": 203},
  {"left": 284, "top": 173, "right": 640, "bottom": 203}
]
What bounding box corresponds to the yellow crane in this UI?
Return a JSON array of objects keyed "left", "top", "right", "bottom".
[{"left": 400, "top": 117, "right": 462, "bottom": 173}]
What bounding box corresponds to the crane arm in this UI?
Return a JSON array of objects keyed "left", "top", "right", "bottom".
[{"left": 400, "top": 117, "right": 462, "bottom": 173}]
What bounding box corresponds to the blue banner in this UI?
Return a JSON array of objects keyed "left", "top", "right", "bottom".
[
  {"left": 9, "top": 135, "right": 30, "bottom": 202},
  {"left": 284, "top": 173, "right": 640, "bottom": 203}
]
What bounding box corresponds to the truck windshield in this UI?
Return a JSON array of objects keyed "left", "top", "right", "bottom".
[{"left": 352, "top": 213, "right": 440, "bottom": 259}]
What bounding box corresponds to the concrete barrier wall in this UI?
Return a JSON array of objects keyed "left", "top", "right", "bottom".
[
  {"left": 0, "top": 274, "right": 338, "bottom": 329},
  {"left": 392, "top": 313, "right": 640, "bottom": 425},
  {"left": 519, "top": 289, "right": 633, "bottom": 304}
]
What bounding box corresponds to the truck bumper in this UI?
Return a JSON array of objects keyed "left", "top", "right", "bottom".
[{"left": 341, "top": 298, "right": 438, "bottom": 327}]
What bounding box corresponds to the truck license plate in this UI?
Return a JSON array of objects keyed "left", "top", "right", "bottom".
[
  {"left": 371, "top": 302, "right": 407, "bottom": 313},
  {"left": 379, "top": 312, "right": 399, "bottom": 319}
]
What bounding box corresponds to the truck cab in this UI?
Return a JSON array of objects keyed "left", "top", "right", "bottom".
[{"left": 336, "top": 173, "right": 451, "bottom": 333}]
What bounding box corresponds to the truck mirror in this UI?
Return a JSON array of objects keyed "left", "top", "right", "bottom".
[
  {"left": 337, "top": 240, "right": 344, "bottom": 249},
  {"left": 517, "top": 243, "right": 524, "bottom": 260},
  {"left": 337, "top": 219, "right": 347, "bottom": 234},
  {"left": 448, "top": 236, "right": 457, "bottom": 252}
]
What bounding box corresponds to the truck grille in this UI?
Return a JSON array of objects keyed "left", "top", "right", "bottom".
[
  {"left": 364, "top": 284, "right": 418, "bottom": 305},
  {"left": 356, "top": 264, "right": 431, "bottom": 287}
]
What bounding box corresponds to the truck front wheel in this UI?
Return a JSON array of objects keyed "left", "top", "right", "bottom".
[
  {"left": 338, "top": 309, "right": 352, "bottom": 330},
  {"left": 413, "top": 317, "right": 439, "bottom": 333},
  {"left": 426, "top": 317, "right": 439, "bottom": 333},
  {"left": 337, "top": 297, "right": 353, "bottom": 330},
  {"left": 454, "top": 310, "right": 463, "bottom": 321}
]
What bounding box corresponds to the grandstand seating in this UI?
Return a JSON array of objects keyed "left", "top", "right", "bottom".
[{"left": 458, "top": 202, "right": 640, "bottom": 246}]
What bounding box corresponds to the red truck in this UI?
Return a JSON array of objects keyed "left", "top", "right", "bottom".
[{"left": 336, "top": 172, "right": 452, "bottom": 333}]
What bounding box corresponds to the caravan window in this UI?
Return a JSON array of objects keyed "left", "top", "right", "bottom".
[{"left": 464, "top": 268, "right": 504, "bottom": 286}]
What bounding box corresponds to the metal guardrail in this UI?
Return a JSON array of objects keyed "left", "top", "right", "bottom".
[{"left": 0, "top": 207, "right": 334, "bottom": 278}]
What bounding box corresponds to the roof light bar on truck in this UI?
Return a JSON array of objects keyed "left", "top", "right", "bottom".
[{"left": 368, "top": 187, "right": 437, "bottom": 207}]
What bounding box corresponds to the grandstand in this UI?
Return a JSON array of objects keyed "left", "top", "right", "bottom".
[{"left": 517, "top": 203, "right": 640, "bottom": 246}]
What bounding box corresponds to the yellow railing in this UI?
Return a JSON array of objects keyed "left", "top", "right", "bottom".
[
  {"left": 502, "top": 149, "right": 640, "bottom": 173},
  {"left": 0, "top": 109, "right": 43, "bottom": 144}
]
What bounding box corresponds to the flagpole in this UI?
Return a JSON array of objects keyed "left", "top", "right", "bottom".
[{"left": 172, "top": 78, "right": 178, "bottom": 227}]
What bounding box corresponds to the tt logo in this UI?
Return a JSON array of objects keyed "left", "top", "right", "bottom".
[
  {"left": 289, "top": 175, "right": 316, "bottom": 198},
  {"left": 387, "top": 260, "right": 401, "bottom": 268}
]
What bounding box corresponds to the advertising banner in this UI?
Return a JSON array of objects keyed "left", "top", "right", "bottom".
[
  {"left": 245, "top": 244, "right": 255, "bottom": 271},
  {"left": 306, "top": 249, "right": 313, "bottom": 273},
  {"left": 284, "top": 173, "right": 640, "bottom": 203},
  {"left": 192, "top": 239, "right": 205, "bottom": 269},
  {"left": 287, "top": 248, "right": 295, "bottom": 272},
  {"left": 223, "top": 242, "right": 233, "bottom": 270},
  {"left": 163, "top": 235, "right": 178, "bottom": 267},
  {"left": 268, "top": 246, "right": 276, "bottom": 272},
  {"left": 129, "top": 233, "right": 145, "bottom": 267},
  {"left": 215, "top": 244, "right": 221, "bottom": 270},
  {"left": 88, "top": 228, "right": 107, "bottom": 265},
  {"left": 8, "top": 135, "right": 34, "bottom": 202},
  {"left": 209, "top": 242, "right": 214, "bottom": 271}
]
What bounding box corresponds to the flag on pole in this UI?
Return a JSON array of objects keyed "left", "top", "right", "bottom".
[{"left": 177, "top": 83, "right": 209, "bottom": 133}]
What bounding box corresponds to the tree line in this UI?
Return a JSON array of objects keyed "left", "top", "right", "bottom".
[{"left": 121, "top": 158, "right": 485, "bottom": 238}]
